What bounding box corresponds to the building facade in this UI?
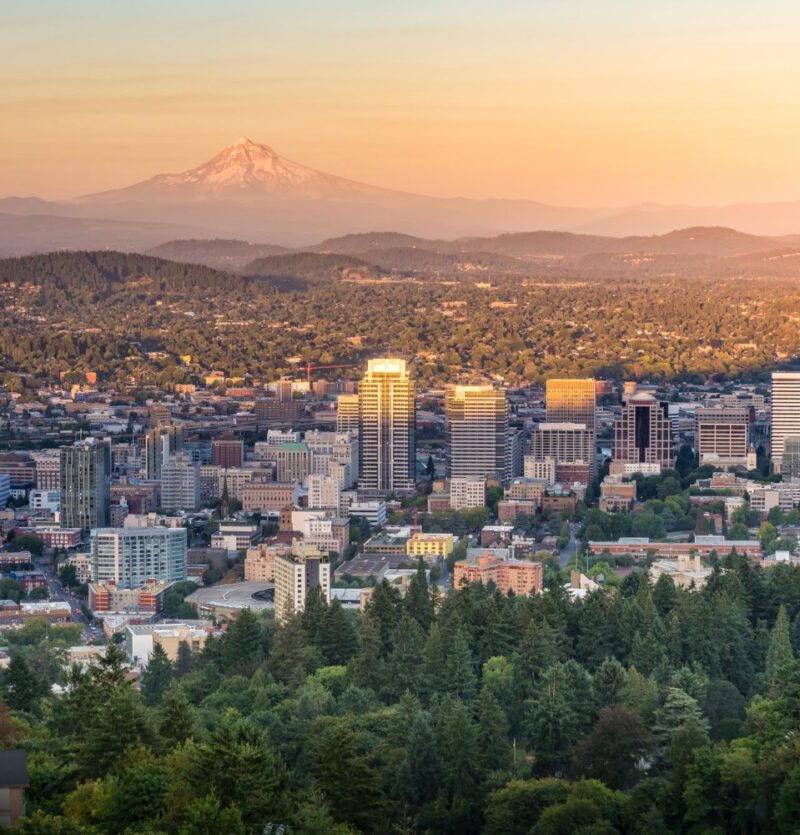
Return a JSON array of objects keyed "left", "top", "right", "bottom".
[
  {"left": 273, "top": 542, "right": 331, "bottom": 622},
  {"left": 771, "top": 371, "right": 800, "bottom": 473},
  {"left": 445, "top": 385, "right": 508, "bottom": 481},
  {"left": 612, "top": 393, "right": 673, "bottom": 469},
  {"left": 60, "top": 439, "right": 110, "bottom": 531},
  {"left": 90, "top": 526, "right": 187, "bottom": 588},
  {"left": 358, "top": 359, "right": 415, "bottom": 493}
]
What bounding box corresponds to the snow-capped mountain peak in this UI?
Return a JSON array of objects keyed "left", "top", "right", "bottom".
[{"left": 80, "top": 138, "right": 391, "bottom": 203}]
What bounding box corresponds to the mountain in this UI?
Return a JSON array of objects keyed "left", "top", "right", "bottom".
[
  {"left": 5, "top": 139, "right": 800, "bottom": 250},
  {"left": 78, "top": 138, "right": 394, "bottom": 204}
]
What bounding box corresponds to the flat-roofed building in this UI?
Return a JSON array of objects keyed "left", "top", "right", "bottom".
[
  {"left": 546, "top": 378, "right": 596, "bottom": 427},
  {"left": 406, "top": 532, "right": 454, "bottom": 563},
  {"left": 450, "top": 477, "right": 486, "bottom": 510},
  {"left": 277, "top": 442, "right": 310, "bottom": 483},
  {"left": 211, "top": 438, "right": 243, "bottom": 469},
  {"left": 91, "top": 526, "right": 187, "bottom": 588},
  {"left": 695, "top": 406, "right": 749, "bottom": 465},
  {"left": 612, "top": 392, "right": 673, "bottom": 470},
  {"left": 274, "top": 541, "right": 330, "bottom": 622},
  {"left": 453, "top": 551, "right": 542, "bottom": 596},
  {"left": 240, "top": 481, "right": 298, "bottom": 513},
  {"left": 336, "top": 394, "right": 360, "bottom": 433},
  {"left": 771, "top": 371, "right": 800, "bottom": 473},
  {"left": 530, "top": 423, "right": 595, "bottom": 479},
  {"left": 445, "top": 385, "right": 508, "bottom": 481},
  {"left": 60, "top": 438, "right": 111, "bottom": 531},
  {"left": 358, "top": 359, "right": 415, "bottom": 493}
]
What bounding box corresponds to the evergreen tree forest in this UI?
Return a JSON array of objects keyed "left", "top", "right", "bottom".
[{"left": 4, "top": 555, "right": 800, "bottom": 833}]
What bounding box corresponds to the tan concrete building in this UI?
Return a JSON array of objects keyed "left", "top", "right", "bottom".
[{"left": 274, "top": 541, "right": 330, "bottom": 622}]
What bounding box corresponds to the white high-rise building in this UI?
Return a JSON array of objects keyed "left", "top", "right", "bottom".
[
  {"left": 307, "top": 473, "right": 341, "bottom": 512},
  {"left": 771, "top": 372, "right": 800, "bottom": 473},
  {"left": 91, "top": 526, "right": 187, "bottom": 588},
  {"left": 161, "top": 452, "right": 200, "bottom": 511}
]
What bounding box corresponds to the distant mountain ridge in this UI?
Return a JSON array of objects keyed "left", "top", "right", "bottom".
[{"left": 5, "top": 138, "right": 800, "bottom": 249}]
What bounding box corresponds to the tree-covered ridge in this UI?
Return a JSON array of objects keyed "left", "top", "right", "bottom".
[
  {"left": 3, "top": 250, "right": 800, "bottom": 388},
  {"left": 3, "top": 554, "right": 800, "bottom": 833}
]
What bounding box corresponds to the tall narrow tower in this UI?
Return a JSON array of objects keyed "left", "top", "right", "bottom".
[{"left": 358, "top": 359, "right": 415, "bottom": 493}]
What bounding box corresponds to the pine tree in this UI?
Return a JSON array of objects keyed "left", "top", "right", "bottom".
[
  {"left": 1, "top": 653, "right": 47, "bottom": 713},
  {"left": 443, "top": 625, "right": 477, "bottom": 702},
  {"left": 139, "top": 643, "right": 173, "bottom": 706},
  {"left": 267, "top": 613, "right": 310, "bottom": 686},
  {"left": 174, "top": 640, "right": 195, "bottom": 678},
  {"left": 159, "top": 681, "right": 197, "bottom": 747},
  {"left": 437, "top": 695, "right": 479, "bottom": 800},
  {"left": 384, "top": 612, "right": 426, "bottom": 700},
  {"left": 514, "top": 617, "right": 558, "bottom": 700},
  {"left": 477, "top": 687, "right": 511, "bottom": 774},
  {"left": 365, "top": 579, "right": 402, "bottom": 655},
  {"left": 351, "top": 612, "right": 383, "bottom": 691},
  {"left": 223, "top": 608, "right": 264, "bottom": 675},
  {"left": 422, "top": 622, "right": 449, "bottom": 697},
  {"left": 765, "top": 604, "right": 794, "bottom": 689},
  {"left": 395, "top": 710, "right": 441, "bottom": 807},
  {"left": 593, "top": 656, "right": 627, "bottom": 707},
  {"left": 301, "top": 585, "right": 329, "bottom": 650},
  {"left": 318, "top": 598, "right": 357, "bottom": 666},
  {"left": 403, "top": 562, "right": 432, "bottom": 631}
]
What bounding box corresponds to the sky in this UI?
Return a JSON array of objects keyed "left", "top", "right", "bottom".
[{"left": 3, "top": 0, "right": 800, "bottom": 206}]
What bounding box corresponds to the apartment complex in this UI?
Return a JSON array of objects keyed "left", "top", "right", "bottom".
[
  {"left": 90, "top": 526, "right": 187, "bottom": 588},
  {"left": 60, "top": 438, "right": 111, "bottom": 530},
  {"left": 273, "top": 541, "right": 331, "bottom": 622},
  {"left": 453, "top": 551, "right": 543, "bottom": 596}
]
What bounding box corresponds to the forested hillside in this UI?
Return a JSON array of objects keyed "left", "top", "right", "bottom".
[
  {"left": 7, "top": 556, "right": 800, "bottom": 833},
  {"left": 4, "top": 250, "right": 800, "bottom": 392}
]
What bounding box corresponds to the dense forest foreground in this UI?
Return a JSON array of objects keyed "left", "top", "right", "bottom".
[
  {"left": 3, "top": 247, "right": 800, "bottom": 389},
  {"left": 4, "top": 555, "right": 800, "bottom": 833}
]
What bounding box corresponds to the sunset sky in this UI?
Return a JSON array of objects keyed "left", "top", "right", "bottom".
[{"left": 3, "top": 0, "right": 800, "bottom": 205}]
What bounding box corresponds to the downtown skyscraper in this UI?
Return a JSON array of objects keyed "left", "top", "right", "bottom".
[
  {"left": 771, "top": 371, "right": 800, "bottom": 473},
  {"left": 445, "top": 384, "right": 508, "bottom": 481},
  {"left": 358, "top": 359, "right": 415, "bottom": 493},
  {"left": 60, "top": 438, "right": 111, "bottom": 530}
]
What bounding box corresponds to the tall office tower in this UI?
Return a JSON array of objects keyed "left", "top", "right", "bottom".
[
  {"left": 505, "top": 428, "right": 525, "bottom": 482},
  {"left": 336, "top": 394, "right": 360, "bottom": 433},
  {"left": 150, "top": 404, "right": 172, "bottom": 429},
  {"left": 160, "top": 452, "right": 200, "bottom": 512},
  {"left": 60, "top": 438, "right": 111, "bottom": 530},
  {"left": 211, "top": 438, "right": 243, "bottom": 469},
  {"left": 358, "top": 359, "right": 415, "bottom": 493},
  {"left": 771, "top": 371, "right": 800, "bottom": 473},
  {"left": 694, "top": 407, "right": 750, "bottom": 465},
  {"left": 273, "top": 541, "right": 330, "bottom": 622},
  {"left": 91, "top": 526, "right": 187, "bottom": 588},
  {"left": 612, "top": 392, "right": 673, "bottom": 468},
  {"left": 144, "top": 425, "right": 184, "bottom": 480},
  {"left": 546, "top": 378, "right": 596, "bottom": 428},
  {"left": 445, "top": 385, "right": 508, "bottom": 480},
  {"left": 781, "top": 438, "right": 800, "bottom": 479}
]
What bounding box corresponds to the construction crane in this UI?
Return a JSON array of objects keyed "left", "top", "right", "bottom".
[{"left": 305, "top": 363, "right": 355, "bottom": 385}]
